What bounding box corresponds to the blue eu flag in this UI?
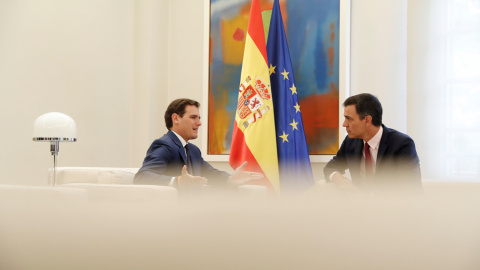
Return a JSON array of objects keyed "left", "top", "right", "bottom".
[{"left": 266, "top": 0, "right": 314, "bottom": 192}]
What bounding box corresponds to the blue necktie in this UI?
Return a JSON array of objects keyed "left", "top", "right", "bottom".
[{"left": 185, "top": 144, "right": 193, "bottom": 175}]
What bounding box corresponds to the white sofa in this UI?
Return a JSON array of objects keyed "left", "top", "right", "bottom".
[
  {"left": 0, "top": 184, "right": 89, "bottom": 205},
  {"left": 50, "top": 166, "right": 269, "bottom": 200},
  {"left": 49, "top": 167, "right": 480, "bottom": 199},
  {"left": 1, "top": 168, "right": 479, "bottom": 270},
  {"left": 49, "top": 167, "right": 178, "bottom": 204},
  {"left": 50, "top": 167, "right": 139, "bottom": 185}
]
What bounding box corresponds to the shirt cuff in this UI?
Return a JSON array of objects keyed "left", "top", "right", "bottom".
[
  {"left": 329, "top": 172, "right": 340, "bottom": 181},
  {"left": 168, "top": 177, "right": 177, "bottom": 187}
]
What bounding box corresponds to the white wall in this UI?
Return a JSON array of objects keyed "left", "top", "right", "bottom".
[
  {"left": 407, "top": 0, "right": 447, "bottom": 179},
  {"left": 131, "top": 0, "right": 170, "bottom": 167},
  {"left": 0, "top": 0, "right": 411, "bottom": 185},
  {"left": 0, "top": 0, "right": 136, "bottom": 185},
  {"left": 350, "top": 0, "right": 408, "bottom": 132}
]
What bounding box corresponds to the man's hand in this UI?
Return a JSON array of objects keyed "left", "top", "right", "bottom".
[
  {"left": 331, "top": 173, "right": 354, "bottom": 189},
  {"left": 177, "top": 165, "right": 208, "bottom": 189},
  {"left": 227, "top": 161, "right": 264, "bottom": 186}
]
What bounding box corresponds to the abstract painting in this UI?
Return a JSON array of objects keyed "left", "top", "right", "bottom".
[{"left": 208, "top": 0, "right": 340, "bottom": 155}]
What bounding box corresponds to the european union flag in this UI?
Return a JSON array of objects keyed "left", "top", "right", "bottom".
[{"left": 266, "top": 0, "right": 314, "bottom": 192}]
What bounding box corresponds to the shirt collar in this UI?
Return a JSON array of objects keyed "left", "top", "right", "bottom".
[
  {"left": 171, "top": 130, "right": 187, "bottom": 148},
  {"left": 364, "top": 125, "right": 383, "bottom": 150}
]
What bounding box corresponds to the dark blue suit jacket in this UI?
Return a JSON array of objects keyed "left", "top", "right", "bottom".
[
  {"left": 134, "top": 130, "right": 230, "bottom": 186},
  {"left": 324, "top": 125, "right": 422, "bottom": 192}
]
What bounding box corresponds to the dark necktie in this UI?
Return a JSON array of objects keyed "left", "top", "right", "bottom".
[
  {"left": 364, "top": 142, "right": 373, "bottom": 178},
  {"left": 185, "top": 144, "right": 193, "bottom": 175}
]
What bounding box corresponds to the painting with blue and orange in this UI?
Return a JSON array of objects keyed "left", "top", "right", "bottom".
[{"left": 208, "top": 0, "right": 339, "bottom": 155}]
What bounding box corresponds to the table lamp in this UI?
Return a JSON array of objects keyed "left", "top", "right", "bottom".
[{"left": 33, "top": 112, "right": 77, "bottom": 186}]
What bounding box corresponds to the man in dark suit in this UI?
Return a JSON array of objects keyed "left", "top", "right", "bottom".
[
  {"left": 324, "top": 93, "right": 422, "bottom": 193},
  {"left": 134, "top": 98, "right": 262, "bottom": 189}
]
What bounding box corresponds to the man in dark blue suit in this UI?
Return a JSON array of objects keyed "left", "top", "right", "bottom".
[
  {"left": 134, "top": 98, "right": 262, "bottom": 189},
  {"left": 324, "top": 93, "right": 422, "bottom": 193}
]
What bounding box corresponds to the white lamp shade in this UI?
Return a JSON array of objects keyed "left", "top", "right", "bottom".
[{"left": 33, "top": 112, "right": 77, "bottom": 140}]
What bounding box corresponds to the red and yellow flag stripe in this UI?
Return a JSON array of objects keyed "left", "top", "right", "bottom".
[{"left": 229, "top": 0, "right": 279, "bottom": 192}]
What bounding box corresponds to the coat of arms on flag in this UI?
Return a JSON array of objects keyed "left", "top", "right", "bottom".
[{"left": 237, "top": 75, "right": 272, "bottom": 129}]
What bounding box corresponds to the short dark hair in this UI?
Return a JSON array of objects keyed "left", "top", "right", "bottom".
[
  {"left": 164, "top": 98, "right": 200, "bottom": 129},
  {"left": 343, "top": 93, "right": 383, "bottom": 126}
]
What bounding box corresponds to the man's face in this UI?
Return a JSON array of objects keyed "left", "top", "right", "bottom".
[
  {"left": 172, "top": 105, "right": 202, "bottom": 142},
  {"left": 343, "top": 105, "right": 367, "bottom": 139}
]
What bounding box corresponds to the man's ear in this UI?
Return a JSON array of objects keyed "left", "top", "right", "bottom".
[
  {"left": 172, "top": 113, "right": 179, "bottom": 125},
  {"left": 365, "top": 115, "right": 373, "bottom": 126}
]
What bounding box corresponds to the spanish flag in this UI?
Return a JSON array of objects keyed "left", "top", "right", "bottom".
[{"left": 229, "top": 0, "right": 279, "bottom": 192}]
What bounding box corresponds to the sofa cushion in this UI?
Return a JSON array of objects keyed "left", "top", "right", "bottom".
[
  {"left": 51, "top": 167, "right": 139, "bottom": 185},
  {"left": 60, "top": 183, "right": 177, "bottom": 204}
]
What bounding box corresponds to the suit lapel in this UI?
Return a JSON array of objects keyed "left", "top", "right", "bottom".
[
  {"left": 376, "top": 124, "right": 389, "bottom": 166},
  {"left": 345, "top": 139, "right": 363, "bottom": 178},
  {"left": 167, "top": 130, "right": 188, "bottom": 166}
]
